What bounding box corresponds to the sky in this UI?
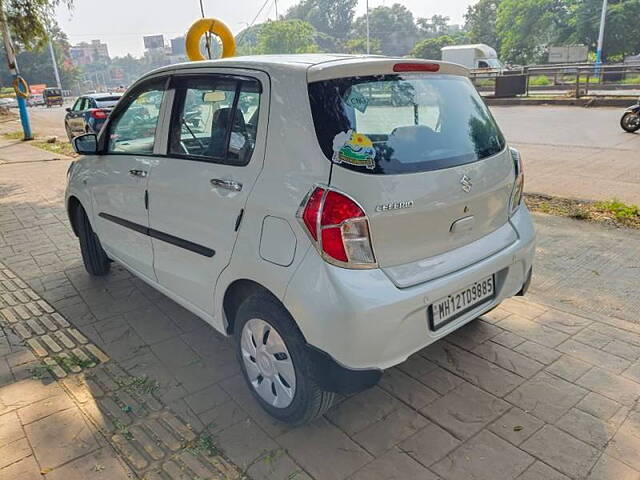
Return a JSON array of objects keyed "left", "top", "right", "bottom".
[{"left": 55, "top": 0, "right": 476, "bottom": 58}]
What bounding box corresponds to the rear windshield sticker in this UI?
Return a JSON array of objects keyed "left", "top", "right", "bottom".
[
  {"left": 344, "top": 89, "right": 369, "bottom": 113},
  {"left": 332, "top": 130, "right": 376, "bottom": 170}
]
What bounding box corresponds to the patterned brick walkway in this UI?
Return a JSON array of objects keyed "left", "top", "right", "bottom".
[{"left": 1, "top": 155, "right": 640, "bottom": 480}]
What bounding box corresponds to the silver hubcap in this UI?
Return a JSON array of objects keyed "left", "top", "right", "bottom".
[
  {"left": 241, "top": 318, "right": 296, "bottom": 408},
  {"left": 623, "top": 114, "right": 639, "bottom": 129}
]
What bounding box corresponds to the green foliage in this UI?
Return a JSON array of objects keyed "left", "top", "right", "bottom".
[
  {"left": 496, "top": 0, "right": 571, "bottom": 64},
  {"left": 411, "top": 35, "right": 455, "bottom": 60},
  {"left": 284, "top": 0, "right": 357, "bottom": 41},
  {"left": 353, "top": 4, "right": 418, "bottom": 56},
  {"left": 529, "top": 75, "right": 551, "bottom": 85},
  {"left": 465, "top": 0, "right": 501, "bottom": 50},
  {"left": 594, "top": 199, "right": 640, "bottom": 220},
  {"left": 254, "top": 20, "right": 320, "bottom": 54},
  {"left": 2, "top": 0, "right": 73, "bottom": 50},
  {"left": 569, "top": 0, "right": 640, "bottom": 60},
  {"left": 343, "top": 37, "right": 382, "bottom": 54}
]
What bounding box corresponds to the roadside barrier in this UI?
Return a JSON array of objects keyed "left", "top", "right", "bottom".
[{"left": 186, "top": 18, "right": 236, "bottom": 61}]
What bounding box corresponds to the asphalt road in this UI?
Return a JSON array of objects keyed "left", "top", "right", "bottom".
[{"left": 21, "top": 103, "right": 640, "bottom": 203}]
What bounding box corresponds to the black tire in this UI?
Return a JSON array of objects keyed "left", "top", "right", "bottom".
[
  {"left": 620, "top": 112, "right": 640, "bottom": 133},
  {"left": 235, "top": 293, "right": 335, "bottom": 425},
  {"left": 75, "top": 205, "right": 110, "bottom": 276}
]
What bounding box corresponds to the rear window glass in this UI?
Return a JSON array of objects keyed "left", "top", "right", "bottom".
[
  {"left": 308, "top": 74, "right": 505, "bottom": 174},
  {"left": 95, "top": 97, "right": 121, "bottom": 108},
  {"left": 45, "top": 89, "right": 62, "bottom": 96}
]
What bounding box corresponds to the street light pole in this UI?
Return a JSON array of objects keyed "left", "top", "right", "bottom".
[
  {"left": 48, "top": 39, "right": 62, "bottom": 90},
  {"left": 366, "top": 0, "right": 370, "bottom": 54},
  {"left": 0, "top": 0, "right": 32, "bottom": 140},
  {"left": 595, "top": 0, "right": 607, "bottom": 75}
]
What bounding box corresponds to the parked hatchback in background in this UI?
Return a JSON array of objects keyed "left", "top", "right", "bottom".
[
  {"left": 64, "top": 93, "right": 122, "bottom": 140},
  {"left": 65, "top": 55, "right": 535, "bottom": 425}
]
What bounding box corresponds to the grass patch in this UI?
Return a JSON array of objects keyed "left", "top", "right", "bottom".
[
  {"left": 529, "top": 75, "right": 551, "bottom": 86},
  {"left": 116, "top": 374, "right": 160, "bottom": 396},
  {"left": 526, "top": 194, "right": 640, "bottom": 229},
  {"left": 3, "top": 131, "right": 77, "bottom": 157}
]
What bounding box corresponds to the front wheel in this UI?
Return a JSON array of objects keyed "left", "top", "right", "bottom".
[
  {"left": 75, "top": 205, "right": 110, "bottom": 276},
  {"left": 620, "top": 111, "right": 640, "bottom": 133},
  {"left": 235, "top": 293, "right": 334, "bottom": 425}
]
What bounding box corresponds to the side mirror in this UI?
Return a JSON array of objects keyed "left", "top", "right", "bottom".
[
  {"left": 65, "top": 107, "right": 71, "bottom": 112},
  {"left": 73, "top": 133, "right": 98, "bottom": 155}
]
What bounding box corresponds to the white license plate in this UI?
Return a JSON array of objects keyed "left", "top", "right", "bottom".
[{"left": 429, "top": 276, "right": 495, "bottom": 330}]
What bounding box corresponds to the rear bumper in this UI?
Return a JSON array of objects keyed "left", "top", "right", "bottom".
[{"left": 284, "top": 204, "right": 535, "bottom": 372}]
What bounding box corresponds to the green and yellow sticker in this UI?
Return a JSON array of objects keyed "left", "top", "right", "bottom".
[{"left": 332, "top": 130, "right": 376, "bottom": 170}]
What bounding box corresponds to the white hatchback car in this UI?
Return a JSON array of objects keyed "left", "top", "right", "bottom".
[{"left": 65, "top": 54, "right": 535, "bottom": 424}]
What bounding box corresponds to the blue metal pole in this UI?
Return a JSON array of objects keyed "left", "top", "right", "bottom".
[
  {"left": 594, "top": 0, "right": 608, "bottom": 77},
  {"left": 1, "top": 0, "right": 32, "bottom": 140},
  {"left": 15, "top": 85, "right": 32, "bottom": 140}
]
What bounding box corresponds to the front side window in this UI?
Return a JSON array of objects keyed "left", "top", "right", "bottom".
[
  {"left": 169, "top": 76, "right": 261, "bottom": 165},
  {"left": 72, "top": 98, "right": 84, "bottom": 111},
  {"left": 107, "top": 80, "right": 165, "bottom": 155},
  {"left": 308, "top": 74, "right": 505, "bottom": 175}
]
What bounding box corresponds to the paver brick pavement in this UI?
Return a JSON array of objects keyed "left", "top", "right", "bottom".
[{"left": 2, "top": 142, "right": 640, "bottom": 479}]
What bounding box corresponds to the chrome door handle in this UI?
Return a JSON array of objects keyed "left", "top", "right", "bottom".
[
  {"left": 210, "top": 178, "right": 242, "bottom": 192},
  {"left": 129, "top": 169, "right": 147, "bottom": 177}
]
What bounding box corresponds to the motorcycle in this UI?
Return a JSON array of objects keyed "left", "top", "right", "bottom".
[{"left": 620, "top": 98, "right": 640, "bottom": 133}]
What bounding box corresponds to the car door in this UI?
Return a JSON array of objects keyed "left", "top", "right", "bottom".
[
  {"left": 89, "top": 77, "right": 168, "bottom": 280},
  {"left": 147, "top": 71, "right": 268, "bottom": 316},
  {"left": 67, "top": 98, "right": 85, "bottom": 136}
]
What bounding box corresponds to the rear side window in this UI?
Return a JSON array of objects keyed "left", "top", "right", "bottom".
[
  {"left": 168, "top": 76, "right": 261, "bottom": 166},
  {"left": 308, "top": 74, "right": 505, "bottom": 175},
  {"left": 95, "top": 96, "right": 121, "bottom": 108}
]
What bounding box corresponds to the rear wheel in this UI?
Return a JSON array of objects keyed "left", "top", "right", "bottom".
[
  {"left": 620, "top": 112, "right": 640, "bottom": 133},
  {"left": 235, "top": 293, "right": 334, "bottom": 425},
  {"left": 75, "top": 205, "right": 110, "bottom": 276}
]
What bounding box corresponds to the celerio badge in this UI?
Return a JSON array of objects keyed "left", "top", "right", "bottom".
[
  {"left": 375, "top": 201, "right": 414, "bottom": 212},
  {"left": 460, "top": 174, "right": 473, "bottom": 193}
]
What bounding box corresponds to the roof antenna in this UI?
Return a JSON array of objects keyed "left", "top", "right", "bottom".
[{"left": 199, "top": 0, "right": 212, "bottom": 59}]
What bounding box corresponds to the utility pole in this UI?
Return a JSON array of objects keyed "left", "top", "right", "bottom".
[
  {"left": 0, "top": 0, "right": 32, "bottom": 140},
  {"left": 48, "top": 39, "right": 62, "bottom": 90},
  {"left": 366, "top": 0, "right": 370, "bottom": 54},
  {"left": 594, "top": 0, "right": 607, "bottom": 75},
  {"left": 274, "top": 0, "right": 278, "bottom": 19}
]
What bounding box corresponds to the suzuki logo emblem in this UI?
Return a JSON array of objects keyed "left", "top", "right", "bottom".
[{"left": 460, "top": 174, "right": 472, "bottom": 193}]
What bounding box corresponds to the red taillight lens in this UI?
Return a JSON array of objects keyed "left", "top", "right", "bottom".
[
  {"left": 300, "top": 187, "right": 376, "bottom": 267},
  {"left": 393, "top": 62, "right": 440, "bottom": 72},
  {"left": 90, "top": 109, "right": 108, "bottom": 119},
  {"left": 302, "top": 187, "right": 324, "bottom": 240},
  {"left": 321, "top": 190, "right": 364, "bottom": 226}
]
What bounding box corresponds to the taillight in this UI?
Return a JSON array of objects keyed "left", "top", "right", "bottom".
[
  {"left": 393, "top": 62, "right": 440, "bottom": 72},
  {"left": 90, "top": 109, "right": 108, "bottom": 119},
  {"left": 509, "top": 147, "right": 524, "bottom": 216},
  {"left": 299, "top": 187, "right": 376, "bottom": 268}
]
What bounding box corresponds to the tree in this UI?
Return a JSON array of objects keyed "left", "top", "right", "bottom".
[
  {"left": 410, "top": 35, "right": 455, "bottom": 60},
  {"left": 285, "top": 0, "right": 357, "bottom": 41},
  {"left": 1, "top": 0, "right": 73, "bottom": 50},
  {"left": 352, "top": 4, "right": 418, "bottom": 56},
  {"left": 417, "top": 15, "right": 451, "bottom": 38},
  {"left": 570, "top": 0, "right": 640, "bottom": 60},
  {"left": 0, "top": 23, "right": 79, "bottom": 89},
  {"left": 496, "top": 0, "right": 570, "bottom": 64},
  {"left": 343, "top": 37, "right": 382, "bottom": 54},
  {"left": 465, "top": 0, "right": 501, "bottom": 49},
  {"left": 254, "top": 20, "right": 320, "bottom": 54}
]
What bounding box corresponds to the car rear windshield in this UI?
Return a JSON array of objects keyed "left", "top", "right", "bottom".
[
  {"left": 45, "top": 89, "right": 61, "bottom": 96},
  {"left": 95, "top": 97, "right": 121, "bottom": 108},
  {"left": 308, "top": 74, "right": 505, "bottom": 174}
]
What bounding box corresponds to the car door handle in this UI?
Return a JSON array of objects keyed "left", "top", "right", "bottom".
[
  {"left": 210, "top": 178, "right": 242, "bottom": 192},
  {"left": 129, "top": 169, "right": 147, "bottom": 177}
]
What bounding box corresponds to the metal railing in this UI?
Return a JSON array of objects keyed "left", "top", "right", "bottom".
[{"left": 471, "top": 63, "right": 640, "bottom": 98}]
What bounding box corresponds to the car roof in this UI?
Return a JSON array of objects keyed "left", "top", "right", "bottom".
[
  {"left": 144, "top": 54, "right": 469, "bottom": 82},
  {"left": 84, "top": 93, "right": 123, "bottom": 99}
]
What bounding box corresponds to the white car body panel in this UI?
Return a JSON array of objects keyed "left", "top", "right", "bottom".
[{"left": 66, "top": 54, "right": 535, "bottom": 372}]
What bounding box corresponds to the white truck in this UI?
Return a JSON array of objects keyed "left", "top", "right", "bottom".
[{"left": 441, "top": 44, "right": 503, "bottom": 71}]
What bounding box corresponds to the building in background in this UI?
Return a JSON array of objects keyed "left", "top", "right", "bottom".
[{"left": 70, "top": 40, "right": 110, "bottom": 66}]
